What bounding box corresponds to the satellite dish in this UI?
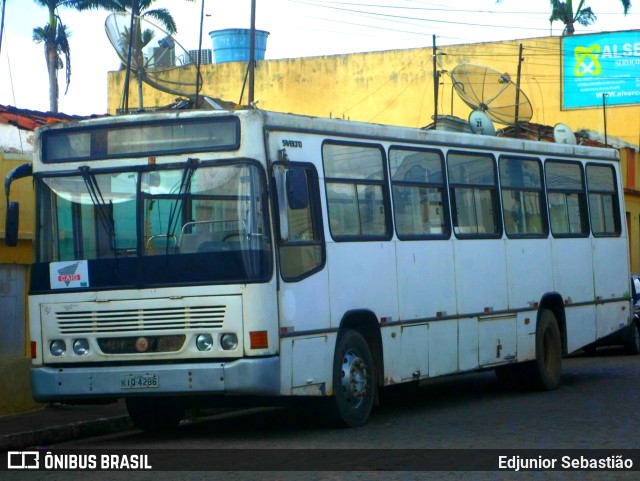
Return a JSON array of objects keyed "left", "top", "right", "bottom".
[
  {"left": 105, "top": 13, "right": 198, "bottom": 108},
  {"left": 553, "top": 123, "right": 577, "bottom": 145},
  {"left": 468, "top": 110, "right": 496, "bottom": 136},
  {"left": 451, "top": 64, "right": 533, "bottom": 126}
]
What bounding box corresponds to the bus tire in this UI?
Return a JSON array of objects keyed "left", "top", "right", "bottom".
[
  {"left": 325, "top": 329, "right": 375, "bottom": 428},
  {"left": 624, "top": 320, "right": 640, "bottom": 355},
  {"left": 527, "top": 309, "right": 562, "bottom": 391},
  {"left": 125, "top": 397, "right": 185, "bottom": 432}
]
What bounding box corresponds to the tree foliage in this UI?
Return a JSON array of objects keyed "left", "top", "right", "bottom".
[
  {"left": 497, "top": 1, "right": 632, "bottom": 36},
  {"left": 32, "top": 0, "right": 194, "bottom": 112}
]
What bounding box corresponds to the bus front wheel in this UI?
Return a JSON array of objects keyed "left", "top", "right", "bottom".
[
  {"left": 325, "top": 329, "right": 375, "bottom": 428},
  {"left": 125, "top": 397, "right": 185, "bottom": 432}
]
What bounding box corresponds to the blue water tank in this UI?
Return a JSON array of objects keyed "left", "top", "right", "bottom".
[{"left": 209, "top": 28, "right": 269, "bottom": 64}]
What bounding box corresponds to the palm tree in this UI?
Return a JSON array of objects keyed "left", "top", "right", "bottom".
[
  {"left": 497, "top": 1, "right": 632, "bottom": 36},
  {"left": 75, "top": 0, "right": 194, "bottom": 35},
  {"left": 33, "top": 0, "right": 193, "bottom": 113},
  {"left": 549, "top": 1, "right": 596, "bottom": 35}
]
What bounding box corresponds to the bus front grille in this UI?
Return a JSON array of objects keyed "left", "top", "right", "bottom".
[{"left": 55, "top": 305, "right": 227, "bottom": 334}]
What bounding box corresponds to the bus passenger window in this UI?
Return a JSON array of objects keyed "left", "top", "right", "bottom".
[
  {"left": 322, "top": 142, "right": 391, "bottom": 240},
  {"left": 499, "top": 157, "right": 547, "bottom": 238},
  {"left": 389, "top": 148, "right": 449, "bottom": 239},
  {"left": 447, "top": 152, "right": 501, "bottom": 238},
  {"left": 545, "top": 161, "right": 589, "bottom": 237},
  {"left": 586, "top": 164, "right": 620, "bottom": 236}
]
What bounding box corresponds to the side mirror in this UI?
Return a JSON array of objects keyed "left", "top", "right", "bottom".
[
  {"left": 5, "top": 202, "right": 19, "bottom": 247},
  {"left": 286, "top": 169, "right": 309, "bottom": 210}
]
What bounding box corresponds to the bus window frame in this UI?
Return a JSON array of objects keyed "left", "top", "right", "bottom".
[
  {"left": 498, "top": 155, "right": 549, "bottom": 239},
  {"left": 585, "top": 162, "right": 622, "bottom": 238},
  {"left": 447, "top": 150, "right": 503, "bottom": 240},
  {"left": 321, "top": 140, "right": 393, "bottom": 242},
  {"left": 388, "top": 145, "right": 451, "bottom": 241},
  {"left": 545, "top": 159, "right": 590, "bottom": 239},
  {"left": 271, "top": 161, "right": 326, "bottom": 282},
  {"left": 40, "top": 116, "right": 241, "bottom": 163}
]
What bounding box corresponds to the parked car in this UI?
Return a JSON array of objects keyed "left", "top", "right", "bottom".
[{"left": 583, "top": 274, "right": 640, "bottom": 355}]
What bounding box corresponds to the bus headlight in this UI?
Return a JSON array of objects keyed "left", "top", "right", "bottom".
[
  {"left": 220, "top": 333, "right": 238, "bottom": 351},
  {"left": 50, "top": 340, "right": 66, "bottom": 357},
  {"left": 73, "top": 339, "right": 90, "bottom": 356},
  {"left": 196, "top": 334, "right": 213, "bottom": 352}
]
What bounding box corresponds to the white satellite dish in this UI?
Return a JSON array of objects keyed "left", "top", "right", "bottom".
[
  {"left": 105, "top": 13, "right": 198, "bottom": 109},
  {"left": 451, "top": 64, "right": 533, "bottom": 126},
  {"left": 553, "top": 123, "right": 577, "bottom": 145},
  {"left": 468, "top": 110, "right": 496, "bottom": 136}
]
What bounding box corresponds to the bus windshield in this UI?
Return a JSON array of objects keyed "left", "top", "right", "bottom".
[{"left": 33, "top": 161, "right": 272, "bottom": 291}]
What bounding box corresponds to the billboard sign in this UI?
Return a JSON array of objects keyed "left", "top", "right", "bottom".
[{"left": 562, "top": 30, "right": 640, "bottom": 109}]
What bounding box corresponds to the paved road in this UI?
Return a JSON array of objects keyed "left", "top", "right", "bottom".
[{"left": 7, "top": 348, "right": 640, "bottom": 480}]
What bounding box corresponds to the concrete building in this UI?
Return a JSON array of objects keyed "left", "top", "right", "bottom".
[
  {"left": 0, "top": 106, "right": 84, "bottom": 415},
  {"left": 107, "top": 31, "right": 640, "bottom": 270}
]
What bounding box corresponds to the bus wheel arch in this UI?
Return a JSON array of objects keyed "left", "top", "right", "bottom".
[
  {"left": 528, "top": 303, "right": 563, "bottom": 391},
  {"left": 338, "top": 310, "right": 384, "bottom": 390},
  {"left": 325, "top": 310, "right": 382, "bottom": 427},
  {"left": 538, "top": 293, "right": 567, "bottom": 356}
]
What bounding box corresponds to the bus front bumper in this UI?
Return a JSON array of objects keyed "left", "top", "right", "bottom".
[{"left": 31, "top": 357, "right": 280, "bottom": 403}]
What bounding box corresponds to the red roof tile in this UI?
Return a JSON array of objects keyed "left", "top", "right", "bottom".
[{"left": 0, "top": 104, "right": 104, "bottom": 131}]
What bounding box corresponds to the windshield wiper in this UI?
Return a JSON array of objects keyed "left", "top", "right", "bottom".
[
  {"left": 165, "top": 158, "right": 198, "bottom": 255},
  {"left": 79, "top": 165, "right": 116, "bottom": 252}
]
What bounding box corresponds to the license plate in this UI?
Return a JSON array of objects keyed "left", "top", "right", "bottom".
[{"left": 120, "top": 373, "right": 159, "bottom": 390}]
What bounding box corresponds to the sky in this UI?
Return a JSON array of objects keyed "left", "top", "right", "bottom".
[{"left": 0, "top": 0, "right": 639, "bottom": 115}]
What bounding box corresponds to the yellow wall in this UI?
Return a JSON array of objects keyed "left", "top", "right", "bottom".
[
  {"left": 1, "top": 153, "right": 35, "bottom": 258},
  {"left": 620, "top": 147, "right": 640, "bottom": 273},
  {"left": 108, "top": 33, "right": 640, "bottom": 268},
  {"left": 107, "top": 35, "right": 640, "bottom": 147},
  {"left": 0, "top": 152, "right": 38, "bottom": 415}
]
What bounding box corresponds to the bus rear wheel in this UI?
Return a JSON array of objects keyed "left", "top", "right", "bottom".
[
  {"left": 526, "top": 309, "right": 562, "bottom": 391},
  {"left": 125, "top": 397, "right": 185, "bottom": 432},
  {"left": 325, "top": 329, "right": 375, "bottom": 428},
  {"left": 624, "top": 320, "right": 640, "bottom": 355}
]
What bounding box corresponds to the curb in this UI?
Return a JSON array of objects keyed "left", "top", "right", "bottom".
[{"left": 0, "top": 415, "right": 133, "bottom": 451}]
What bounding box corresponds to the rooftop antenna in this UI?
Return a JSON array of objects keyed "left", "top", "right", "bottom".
[
  {"left": 450, "top": 63, "right": 533, "bottom": 136},
  {"left": 553, "top": 123, "right": 577, "bottom": 145},
  {"left": 106, "top": 13, "right": 198, "bottom": 111}
]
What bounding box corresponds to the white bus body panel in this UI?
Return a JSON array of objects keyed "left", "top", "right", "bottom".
[
  {"left": 326, "top": 242, "right": 399, "bottom": 327},
  {"left": 454, "top": 239, "right": 509, "bottom": 314},
  {"left": 395, "top": 240, "right": 457, "bottom": 320}
]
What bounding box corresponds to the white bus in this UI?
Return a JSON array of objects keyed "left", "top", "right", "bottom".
[{"left": 4, "top": 109, "right": 632, "bottom": 429}]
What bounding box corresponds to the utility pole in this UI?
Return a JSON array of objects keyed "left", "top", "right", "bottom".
[
  {"left": 432, "top": 35, "right": 439, "bottom": 130},
  {"left": 122, "top": 0, "right": 138, "bottom": 113},
  {"left": 0, "top": 0, "right": 6, "bottom": 55},
  {"left": 603, "top": 93, "right": 608, "bottom": 147},
  {"left": 248, "top": 0, "right": 256, "bottom": 105},
  {"left": 195, "top": 0, "right": 205, "bottom": 109},
  {"left": 514, "top": 44, "right": 524, "bottom": 138}
]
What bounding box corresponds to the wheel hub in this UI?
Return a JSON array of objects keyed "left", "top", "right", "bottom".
[{"left": 340, "top": 349, "right": 368, "bottom": 405}]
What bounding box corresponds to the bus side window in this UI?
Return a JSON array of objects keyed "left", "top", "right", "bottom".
[
  {"left": 447, "top": 152, "right": 501, "bottom": 238},
  {"left": 499, "top": 156, "right": 548, "bottom": 238},
  {"left": 586, "top": 163, "right": 621, "bottom": 237},
  {"left": 274, "top": 163, "right": 325, "bottom": 281},
  {"left": 545, "top": 160, "right": 589, "bottom": 237}
]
